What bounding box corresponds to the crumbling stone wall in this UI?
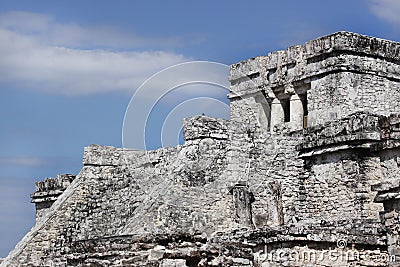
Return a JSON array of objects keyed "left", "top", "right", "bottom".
[
  {"left": 31, "top": 174, "right": 75, "bottom": 221},
  {"left": 3, "top": 32, "right": 400, "bottom": 267},
  {"left": 2, "top": 116, "right": 237, "bottom": 266}
]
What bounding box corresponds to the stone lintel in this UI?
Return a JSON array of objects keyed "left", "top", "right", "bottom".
[
  {"left": 373, "top": 179, "right": 400, "bottom": 203},
  {"left": 30, "top": 190, "right": 64, "bottom": 203}
]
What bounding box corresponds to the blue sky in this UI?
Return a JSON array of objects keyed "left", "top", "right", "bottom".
[{"left": 0, "top": 0, "right": 399, "bottom": 257}]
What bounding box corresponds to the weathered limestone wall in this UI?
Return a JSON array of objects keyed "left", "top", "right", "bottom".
[
  {"left": 31, "top": 174, "right": 75, "bottom": 221},
  {"left": 380, "top": 149, "right": 400, "bottom": 181},
  {"left": 308, "top": 72, "right": 400, "bottom": 126},
  {"left": 225, "top": 33, "right": 400, "bottom": 231},
  {"left": 4, "top": 32, "right": 400, "bottom": 267},
  {"left": 373, "top": 178, "right": 400, "bottom": 266},
  {"left": 297, "top": 113, "right": 400, "bottom": 225},
  {"left": 258, "top": 125, "right": 304, "bottom": 226},
  {"left": 2, "top": 116, "right": 237, "bottom": 266},
  {"left": 301, "top": 151, "right": 383, "bottom": 221}
]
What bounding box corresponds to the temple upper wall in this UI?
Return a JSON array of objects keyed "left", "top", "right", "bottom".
[{"left": 229, "top": 31, "right": 400, "bottom": 131}]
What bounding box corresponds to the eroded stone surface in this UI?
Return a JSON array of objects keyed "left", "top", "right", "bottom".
[{"left": 3, "top": 31, "right": 400, "bottom": 266}]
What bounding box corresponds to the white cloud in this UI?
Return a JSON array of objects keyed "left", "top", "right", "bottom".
[
  {"left": 368, "top": 0, "right": 400, "bottom": 25},
  {"left": 0, "top": 157, "right": 47, "bottom": 166},
  {"left": 0, "top": 11, "right": 182, "bottom": 49},
  {"left": 0, "top": 11, "right": 191, "bottom": 95}
]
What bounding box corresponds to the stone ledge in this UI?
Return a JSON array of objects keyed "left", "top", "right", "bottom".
[
  {"left": 66, "top": 223, "right": 386, "bottom": 265},
  {"left": 373, "top": 179, "right": 400, "bottom": 203},
  {"left": 372, "top": 179, "right": 400, "bottom": 193},
  {"left": 375, "top": 192, "right": 400, "bottom": 203},
  {"left": 231, "top": 31, "right": 400, "bottom": 80},
  {"left": 82, "top": 144, "right": 181, "bottom": 178},
  {"left": 298, "top": 112, "right": 400, "bottom": 154},
  {"left": 211, "top": 224, "right": 386, "bottom": 250},
  {"left": 31, "top": 190, "right": 64, "bottom": 203},
  {"left": 30, "top": 174, "right": 75, "bottom": 204},
  {"left": 82, "top": 144, "right": 150, "bottom": 166}
]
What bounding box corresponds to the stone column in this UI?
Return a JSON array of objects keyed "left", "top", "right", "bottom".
[
  {"left": 266, "top": 181, "right": 283, "bottom": 226},
  {"left": 254, "top": 92, "right": 271, "bottom": 132},
  {"left": 231, "top": 183, "right": 254, "bottom": 227},
  {"left": 257, "top": 103, "right": 271, "bottom": 132},
  {"left": 270, "top": 98, "right": 284, "bottom": 133},
  {"left": 290, "top": 94, "right": 304, "bottom": 130}
]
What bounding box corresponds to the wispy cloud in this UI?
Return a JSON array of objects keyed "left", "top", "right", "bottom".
[
  {"left": 0, "top": 157, "right": 47, "bottom": 167},
  {"left": 368, "top": 0, "right": 400, "bottom": 26},
  {"left": 0, "top": 11, "right": 191, "bottom": 95},
  {"left": 0, "top": 11, "right": 183, "bottom": 49}
]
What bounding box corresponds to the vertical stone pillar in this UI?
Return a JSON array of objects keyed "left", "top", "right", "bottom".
[
  {"left": 254, "top": 92, "right": 271, "bottom": 132},
  {"left": 231, "top": 183, "right": 254, "bottom": 227},
  {"left": 270, "top": 98, "right": 284, "bottom": 133},
  {"left": 257, "top": 103, "right": 270, "bottom": 132},
  {"left": 266, "top": 181, "right": 283, "bottom": 226},
  {"left": 290, "top": 94, "right": 304, "bottom": 130}
]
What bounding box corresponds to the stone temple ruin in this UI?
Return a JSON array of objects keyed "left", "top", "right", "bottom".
[{"left": 2, "top": 31, "right": 400, "bottom": 266}]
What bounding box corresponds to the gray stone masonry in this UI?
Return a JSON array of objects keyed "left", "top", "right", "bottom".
[
  {"left": 2, "top": 31, "right": 400, "bottom": 266},
  {"left": 31, "top": 174, "right": 75, "bottom": 221}
]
